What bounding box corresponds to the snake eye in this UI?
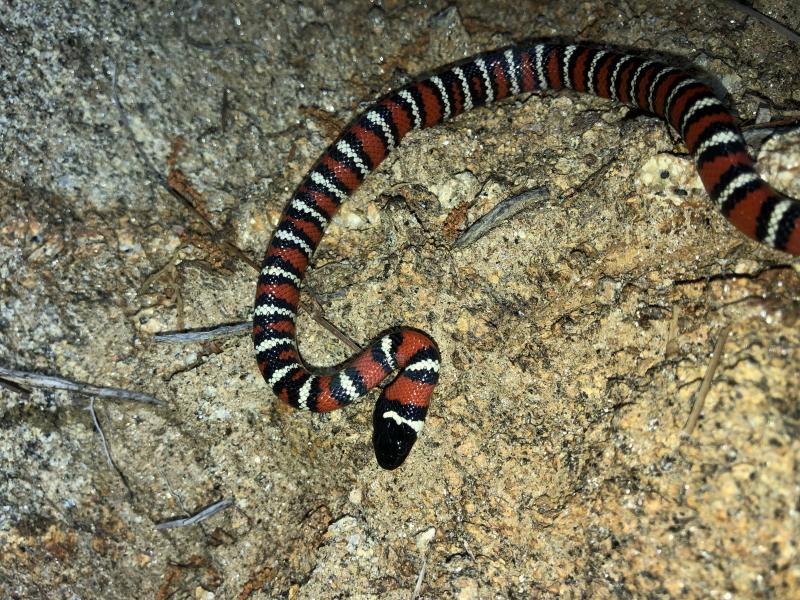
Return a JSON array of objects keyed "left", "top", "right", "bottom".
[{"left": 372, "top": 404, "right": 419, "bottom": 470}]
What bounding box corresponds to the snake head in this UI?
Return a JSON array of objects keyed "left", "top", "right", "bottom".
[{"left": 372, "top": 395, "right": 426, "bottom": 470}]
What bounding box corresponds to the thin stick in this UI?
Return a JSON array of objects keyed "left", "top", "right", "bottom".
[
  {"left": 741, "top": 121, "right": 800, "bottom": 153},
  {"left": 302, "top": 296, "right": 363, "bottom": 353},
  {"left": 155, "top": 498, "right": 234, "bottom": 530},
  {"left": 0, "top": 377, "right": 30, "bottom": 396},
  {"left": 411, "top": 557, "right": 427, "bottom": 600},
  {"left": 161, "top": 471, "right": 190, "bottom": 516},
  {"left": 154, "top": 321, "right": 252, "bottom": 343},
  {"left": 153, "top": 305, "right": 362, "bottom": 354},
  {"left": 719, "top": 1, "right": 800, "bottom": 44},
  {"left": 88, "top": 398, "right": 115, "bottom": 468},
  {"left": 87, "top": 398, "right": 132, "bottom": 493},
  {"left": 683, "top": 324, "right": 732, "bottom": 435},
  {"left": 453, "top": 188, "right": 550, "bottom": 249},
  {"left": 0, "top": 365, "right": 163, "bottom": 406}
]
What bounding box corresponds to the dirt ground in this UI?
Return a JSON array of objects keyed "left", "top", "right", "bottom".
[{"left": 1, "top": 1, "right": 799, "bottom": 598}]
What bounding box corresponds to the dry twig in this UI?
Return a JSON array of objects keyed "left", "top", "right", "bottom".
[
  {"left": 411, "top": 557, "right": 427, "bottom": 599},
  {"left": 155, "top": 498, "right": 234, "bottom": 530},
  {"left": 718, "top": 0, "right": 800, "bottom": 44},
  {"left": 301, "top": 296, "right": 363, "bottom": 353},
  {"left": 0, "top": 365, "right": 162, "bottom": 405},
  {"left": 453, "top": 188, "right": 550, "bottom": 249},
  {"left": 683, "top": 324, "right": 732, "bottom": 435},
  {"left": 154, "top": 322, "right": 252, "bottom": 343},
  {"left": 0, "top": 376, "right": 30, "bottom": 397},
  {"left": 86, "top": 398, "right": 132, "bottom": 494},
  {"left": 153, "top": 309, "right": 363, "bottom": 354}
]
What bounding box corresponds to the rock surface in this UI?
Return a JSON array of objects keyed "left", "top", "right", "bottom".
[{"left": 1, "top": 0, "right": 799, "bottom": 598}]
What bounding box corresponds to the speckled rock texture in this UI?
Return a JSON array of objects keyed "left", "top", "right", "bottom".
[{"left": 1, "top": 1, "right": 799, "bottom": 598}]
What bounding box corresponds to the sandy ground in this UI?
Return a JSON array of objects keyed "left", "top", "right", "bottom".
[{"left": 1, "top": 1, "right": 799, "bottom": 598}]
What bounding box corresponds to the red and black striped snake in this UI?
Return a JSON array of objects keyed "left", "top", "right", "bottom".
[{"left": 253, "top": 43, "right": 799, "bottom": 469}]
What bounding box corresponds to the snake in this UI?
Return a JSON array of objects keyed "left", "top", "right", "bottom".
[{"left": 252, "top": 42, "right": 800, "bottom": 469}]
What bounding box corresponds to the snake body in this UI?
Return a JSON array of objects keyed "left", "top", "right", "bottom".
[{"left": 253, "top": 43, "right": 800, "bottom": 469}]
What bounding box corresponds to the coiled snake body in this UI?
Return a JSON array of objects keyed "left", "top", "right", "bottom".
[{"left": 253, "top": 43, "right": 800, "bottom": 469}]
